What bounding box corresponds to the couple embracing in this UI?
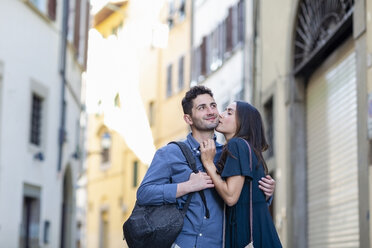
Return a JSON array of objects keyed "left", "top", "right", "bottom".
[{"left": 137, "top": 86, "right": 282, "bottom": 248}]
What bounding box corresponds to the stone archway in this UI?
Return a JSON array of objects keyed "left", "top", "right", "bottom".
[{"left": 60, "top": 166, "right": 73, "bottom": 248}]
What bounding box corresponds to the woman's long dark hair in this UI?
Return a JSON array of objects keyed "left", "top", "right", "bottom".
[{"left": 217, "top": 101, "right": 269, "bottom": 174}]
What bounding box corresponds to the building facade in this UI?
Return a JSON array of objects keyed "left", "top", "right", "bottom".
[
  {"left": 191, "top": 0, "right": 247, "bottom": 130},
  {"left": 153, "top": 0, "right": 192, "bottom": 146},
  {"left": 0, "top": 0, "right": 89, "bottom": 247},
  {"left": 85, "top": 1, "right": 193, "bottom": 247},
  {"left": 85, "top": 1, "right": 146, "bottom": 248},
  {"left": 255, "top": 0, "right": 372, "bottom": 247}
]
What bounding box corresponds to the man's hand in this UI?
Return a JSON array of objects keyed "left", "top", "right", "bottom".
[
  {"left": 199, "top": 139, "right": 216, "bottom": 170},
  {"left": 188, "top": 172, "right": 215, "bottom": 192},
  {"left": 177, "top": 172, "right": 214, "bottom": 197},
  {"left": 258, "top": 175, "right": 275, "bottom": 200}
]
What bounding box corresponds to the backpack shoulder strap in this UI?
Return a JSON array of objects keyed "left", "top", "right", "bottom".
[
  {"left": 168, "top": 141, "right": 210, "bottom": 218},
  {"left": 168, "top": 141, "right": 198, "bottom": 173}
]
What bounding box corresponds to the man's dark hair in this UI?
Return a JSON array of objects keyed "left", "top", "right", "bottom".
[{"left": 182, "top": 85, "right": 213, "bottom": 115}]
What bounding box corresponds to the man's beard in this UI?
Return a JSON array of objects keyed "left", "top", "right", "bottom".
[{"left": 192, "top": 117, "right": 219, "bottom": 131}]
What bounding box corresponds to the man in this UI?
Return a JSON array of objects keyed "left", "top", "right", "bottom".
[{"left": 137, "top": 86, "right": 275, "bottom": 248}]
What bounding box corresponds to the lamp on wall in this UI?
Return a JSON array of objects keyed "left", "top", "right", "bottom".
[
  {"left": 71, "top": 146, "right": 81, "bottom": 160},
  {"left": 101, "top": 132, "right": 111, "bottom": 150},
  {"left": 34, "top": 152, "right": 44, "bottom": 161},
  {"left": 43, "top": 220, "right": 50, "bottom": 244}
]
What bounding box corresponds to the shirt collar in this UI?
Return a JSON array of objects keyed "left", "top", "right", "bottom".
[{"left": 186, "top": 132, "right": 223, "bottom": 151}]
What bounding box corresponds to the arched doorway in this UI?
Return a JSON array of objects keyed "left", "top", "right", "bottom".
[
  {"left": 290, "top": 1, "right": 359, "bottom": 247},
  {"left": 60, "top": 166, "right": 73, "bottom": 248}
]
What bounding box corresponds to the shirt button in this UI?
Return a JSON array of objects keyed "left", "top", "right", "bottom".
[
  {"left": 204, "top": 216, "right": 207, "bottom": 219},
  {"left": 199, "top": 233, "right": 202, "bottom": 236}
]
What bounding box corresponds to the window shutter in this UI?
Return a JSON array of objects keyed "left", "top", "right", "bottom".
[
  {"left": 211, "top": 29, "right": 219, "bottom": 71},
  {"left": 47, "top": 0, "right": 56, "bottom": 21},
  {"left": 191, "top": 48, "right": 196, "bottom": 84},
  {"left": 226, "top": 7, "right": 233, "bottom": 52},
  {"left": 166, "top": 64, "right": 172, "bottom": 97},
  {"left": 178, "top": 56, "right": 184, "bottom": 89},
  {"left": 206, "top": 34, "right": 212, "bottom": 75},
  {"left": 83, "top": 0, "right": 90, "bottom": 70},
  {"left": 238, "top": 0, "right": 245, "bottom": 43},
  {"left": 73, "top": 0, "right": 81, "bottom": 53},
  {"left": 195, "top": 46, "right": 201, "bottom": 82},
  {"left": 201, "top": 36, "right": 207, "bottom": 76},
  {"left": 232, "top": 5, "right": 238, "bottom": 48},
  {"left": 219, "top": 21, "right": 225, "bottom": 61}
]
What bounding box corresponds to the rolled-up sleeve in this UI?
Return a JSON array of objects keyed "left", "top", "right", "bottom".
[{"left": 137, "top": 147, "right": 178, "bottom": 205}]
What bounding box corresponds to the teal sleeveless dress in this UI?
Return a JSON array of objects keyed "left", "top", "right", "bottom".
[{"left": 221, "top": 138, "right": 282, "bottom": 248}]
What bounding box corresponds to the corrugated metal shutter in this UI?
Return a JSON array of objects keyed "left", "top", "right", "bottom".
[{"left": 306, "top": 51, "right": 359, "bottom": 247}]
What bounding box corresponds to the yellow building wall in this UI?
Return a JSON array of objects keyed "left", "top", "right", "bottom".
[
  {"left": 94, "top": 3, "right": 128, "bottom": 38},
  {"left": 153, "top": 0, "right": 192, "bottom": 147},
  {"left": 86, "top": 114, "right": 147, "bottom": 248},
  {"left": 87, "top": 1, "right": 194, "bottom": 247},
  {"left": 87, "top": 2, "right": 147, "bottom": 247}
]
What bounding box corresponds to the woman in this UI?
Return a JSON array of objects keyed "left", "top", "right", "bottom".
[{"left": 200, "top": 101, "right": 282, "bottom": 248}]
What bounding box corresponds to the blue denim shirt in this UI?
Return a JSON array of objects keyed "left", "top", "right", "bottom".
[{"left": 137, "top": 133, "right": 224, "bottom": 248}]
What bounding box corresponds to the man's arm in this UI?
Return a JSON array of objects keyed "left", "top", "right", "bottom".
[
  {"left": 259, "top": 175, "right": 276, "bottom": 204},
  {"left": 176, "top": 172, "right": 214, "bottom": 197},
  {"left": 137, "top": 146, "right": 214, "bottom": 205},
  {"left": 136, "top": 148, "right": 178, "bottom": 205}
]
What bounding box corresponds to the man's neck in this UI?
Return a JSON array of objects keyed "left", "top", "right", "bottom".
[{"left": 191, "top": 130, "right": 215, "bottom": 144}]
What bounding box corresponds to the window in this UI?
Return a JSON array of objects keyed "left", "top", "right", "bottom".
[
  {"left": 30, "top": 93, "right": 43, "bottom": 146},
  {"left": 178, "top": 56, "right": 184, "bottom": 90},
  {"left": 219, "top": 20, "right": 226, "bottom": 61},
  {"left": 234, "top": 89, "right": 244, "bottom": 101},
  {"left": 73, "top": 0, "right": 81, "bottom": 51},
  {"left": 68, "top": 0, "right": 90, "bottom": 66},
  {"left": 149, "top": 102, "right": 155, "bottom": 126},
  {"left": 167, "top": 0, "right": 175, "bottom": 28},
  {"left": 166, "top": 64, "right": 173, "bottom": 97},
  {"left": 20, "top": 184, "right": 41, "bottom": 248},
  {"left": 114, "top": 93, "right": 121, "bottom": 108},
  {"left": 205, "top": 34, "right": 212, "bottom": 75},
  {"left": 211, "top": 28, "right": 222, "bottom": 71},
  {"left": 226, "top": 7, "right": 233, "bottom": 53},
  {"left": 264, "top": 98, "right": 274, "bottom": 158},
  {"left": 179, "top": 0, "right": 186, "bottom": 19},
  {"left": 168, "top": 0, "right": 175, "bottom": 15},
  {"left": 224, "top": 4, "right": 240, "bottom": 52},
  {"left": 237, "top": 0, "right": 245, "bottom": 43},
  {"left": 73, "top": 120, "right": 81, "bottom": 160},
  {"left": 43, "top": 221, "right": 50, "bottom": 244},
  {"left": 191, "top": 46, "right": 202, "bottom": 84},
  {"left": 101, "top": 132, "right": 111, "bottom": 164},
  {"left": 0, "top": 62, "right": 3, "bottom": 149},
  {"left": 112, "top": 26, "right": 118, "bottom": 36},
  {"left": 99, "top": 210, "right": 109, "bottom": 248},
  {"left": 231, "top": 5, "right": 239, "bottom": 49},
  {"left": 222, "top": 101, "right": 229, "bottom": 113},
  {"left": 201, "top": 37, "right": 207, "bottom": 76},
  {"left": 133, "top": 161, "right": 138, "bottom": 187},
  {"left": 28, "top": 0, "right": 56, "bottom": 20}
]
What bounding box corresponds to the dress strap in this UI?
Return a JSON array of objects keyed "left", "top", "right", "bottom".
[{"left": 242, "top": 138, "right": 254, "bottom": 246}]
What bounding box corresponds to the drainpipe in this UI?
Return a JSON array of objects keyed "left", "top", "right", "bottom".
[
  {"left": 251, "top": 0, "right": 258, "bottom": 105},
  {"left": 190, "top": 0, "right": 194, "bottom": 87},
  {"left": 58, "top": 0, "right": 69, "bottom": 172},
  {"left": 241, "top": 0, "right": 246, "bottom": 101}
]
